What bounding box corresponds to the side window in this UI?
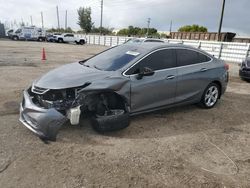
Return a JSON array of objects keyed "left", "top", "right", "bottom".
[
  {"left": 176, "top": 49, "right": 199, "bottom": 66},
  {"left": 126, "top": 49, "right": 176, "bottom": 75},
  {"left": 176, "top": 49, "right": 211, "bottom": 66},
  {"left": 198, "top": 52, "right": 211, "bottom": 62},
  {"left": 15, "top": 29, "right": 21, "bottom": 34}
]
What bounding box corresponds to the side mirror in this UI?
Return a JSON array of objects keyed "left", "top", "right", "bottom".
[{"left": 137, "top": 67, "right": 155, "bottom": 80}]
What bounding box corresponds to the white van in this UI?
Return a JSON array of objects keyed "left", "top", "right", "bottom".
[{"left": 12, "top": 26, "right": 46, "bottom": 41}]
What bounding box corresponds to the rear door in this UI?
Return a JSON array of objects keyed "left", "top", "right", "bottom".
[
  {"left": 127, "top": 49, "right": 177, "bottom": 113},
  {"left": 175, "top": 48, "right": 212, "bottom": 103},
  {"left": 64, "top": 34, "right": 74, "bottom": 42}
]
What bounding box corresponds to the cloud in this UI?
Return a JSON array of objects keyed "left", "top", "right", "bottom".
[{"left": 0, "top": 0, "right": 249, "bottom": 36}]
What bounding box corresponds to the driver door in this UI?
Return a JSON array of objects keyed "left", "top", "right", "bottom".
[{"left": 127, "top": 49, "right": 177, "bottom": 113}]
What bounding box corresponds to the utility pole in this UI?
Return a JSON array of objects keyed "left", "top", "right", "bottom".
[
  {"left": 41, "top": 12, "right": 44, "bottom": 28},
  {"left": 65, "top": 10, "right": 67, "bottom": 29},
  {"left": 169, "top": 20, "right": 172, "bottom": 33},
  {"left": 100, "top": 0, "right": 103, "bottom": 35},
  {"left": 30, "top": 16, "right": 33, "bottom": 26},
  {"left": 56, "top": 6, "right": 60, "bottom": 29},
  {"left": 146, "top": 18, "right": 151, "bottom": 37},
  {"left": 218, "top": 0, "right": 226, "bottom": 41}
]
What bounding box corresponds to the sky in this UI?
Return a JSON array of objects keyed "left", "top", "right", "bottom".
[{"left": 0, "top": 0, "right": 249, "bottom": 36}]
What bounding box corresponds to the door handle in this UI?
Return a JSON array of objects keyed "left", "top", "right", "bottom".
[
  {"left": 166, "top": 75, "right": 175, "bottom": 80},
  {"left": 200, "top": 68, "right": 208, "bottom": 72}
]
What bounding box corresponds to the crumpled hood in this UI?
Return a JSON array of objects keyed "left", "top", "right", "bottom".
[{"left": 34, "top": 62, "right": 113, "bottom": 89}]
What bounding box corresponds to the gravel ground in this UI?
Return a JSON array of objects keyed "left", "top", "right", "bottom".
[{"left": 0, "top": 40, "right": 250, "bottom": 188}]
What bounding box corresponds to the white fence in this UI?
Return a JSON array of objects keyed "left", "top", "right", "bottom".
[{"left": 76, "top": 34, "right": 250, "bottom": 63}]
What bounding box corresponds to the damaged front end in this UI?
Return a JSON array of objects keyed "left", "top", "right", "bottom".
[
  {"left": 19, "top": 85, "right": 89, "bottom": 141},
  {"left": 19, "top": 81, "right": 129, "bottom": 141}
]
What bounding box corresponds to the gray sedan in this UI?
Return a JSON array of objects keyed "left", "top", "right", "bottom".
[{"left": 20, "top": 43, "right": 229, "bottom": 141}]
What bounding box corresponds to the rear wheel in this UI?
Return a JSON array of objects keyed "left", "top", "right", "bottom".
[
  {"left": 58, "top": 38, "right": 63, "bottom": 43},
  {"left": 199, "top": 83, "right": 220, "bottom": 109},
  {"left": 38, "top": 37, "right": 43, "bottom": 42}
]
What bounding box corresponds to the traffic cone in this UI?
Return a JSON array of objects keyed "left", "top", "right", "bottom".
[{"left": 42, "top": 48, "right": 46, "bottom": 61}]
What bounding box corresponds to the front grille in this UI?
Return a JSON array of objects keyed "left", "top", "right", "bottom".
[{"left": 31, "top": 85, "right": 49, "bottom": 94}]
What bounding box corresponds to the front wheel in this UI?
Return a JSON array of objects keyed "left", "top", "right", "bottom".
[
  {"left": 199, "top": 83, "right": 220, "bottom": 109},
  {"left": 79, "top": 40, "right": 85, "bottom": 45},
  {"left": 91, "top": 109, "right": 130, "bottom": 133},
  {"left": 13, "top": 36, "right": 19, "bottom": 40},
  {"left": 58, "top": 38, "right": 63, "bottom": 43}
]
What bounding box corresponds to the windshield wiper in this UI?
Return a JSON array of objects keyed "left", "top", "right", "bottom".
[
  {"left": 79, "top": 60, "right": 89, "bottom": 66},
  {"left": 94, "top": 65, "right": 101, "bottom": 70}
]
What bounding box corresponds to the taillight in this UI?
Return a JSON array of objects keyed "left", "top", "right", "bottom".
[{"left": 224, "top": 63, "right": 229, "bottom": 71}]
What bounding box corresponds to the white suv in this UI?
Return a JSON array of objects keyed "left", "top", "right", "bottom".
[
  {"left": 126, "top": 38, "right": 165, "bottom": 44},
  {"left": 55, "top": 33, "right": 86, "bottom": 45}
]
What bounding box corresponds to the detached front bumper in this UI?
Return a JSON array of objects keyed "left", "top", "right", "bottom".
[{"left": 19, "top": 90, "right": 67, "bottom": 141}]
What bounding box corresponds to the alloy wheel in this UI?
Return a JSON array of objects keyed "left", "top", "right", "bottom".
[{"left": 205, "top": 86, "right": 219, "bottom": 107}]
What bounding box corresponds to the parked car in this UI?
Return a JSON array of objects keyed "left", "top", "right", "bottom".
[
  {"left": 126, "top": 37, "right": 165, "bottom": 44},
  {"left": 54, "top": 33, "right": 86, "bottom": 45},
  {"left": 46, "top": 34, "right": 55, "bottom": 42},
  {"left": 20, "top": 43, "right": 229, "bottom": 141},
  {"left": 239, "top": 57, "right": 250, "bottom": 81},
  {"left": 6, "top": 29, "right": 14, "bottom": 38}
]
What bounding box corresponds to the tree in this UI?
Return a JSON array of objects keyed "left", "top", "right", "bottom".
[
  {"left": 91, "top": 26, "right": 113, "bottom": 35},
  {"left": 117, "top": 26, "right": 158, "bottom": 36},
  {"left": 178, "top": 24, "right": 207, "bottom": 32},
  {"left": 46, "top": 27, "right": 74, "bottom": 33},
  {"left": 77, "top": 7, "right": 93, "bottom": 33}
]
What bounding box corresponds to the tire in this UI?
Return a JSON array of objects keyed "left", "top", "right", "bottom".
[
  {"left": 38, "top": 38, "right": 43, "bottom": 42},
  {"left": 13, "top": 36, "right": 18, "bottom": 41},
  {"left": 80, "top": 40, "right": 85, "bottom": 45},
  {"left": 199, "top": 83, "right": 220, "bottom": 109},
  {"left": 91, "top": 109, "right": 130, "bottom": 133},
  {"left": 58, "top": 38, "right": 63, "bottom": 43}
]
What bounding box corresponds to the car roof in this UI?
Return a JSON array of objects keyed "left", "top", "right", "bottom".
[
  {"left": 122, "top": 42, "right": 197, "bottom": 52},
  {"left": 127, "top": 37, "right": 164, "bottom": 43}
]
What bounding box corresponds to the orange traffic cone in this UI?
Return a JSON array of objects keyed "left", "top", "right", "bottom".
[{"left": 42, "top": 48, "right": 46, "bottom": 61}]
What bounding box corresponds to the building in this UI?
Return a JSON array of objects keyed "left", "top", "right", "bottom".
[
  {"left": 170, "top": 32, "right": 236, "bottom": 42},
  {"left": 0, "top": 23, "right": 6, "bottom": 37}
]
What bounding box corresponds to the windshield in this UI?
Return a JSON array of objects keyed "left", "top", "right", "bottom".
[
  {"left": 126, "top": 38, "right": 144, "bottom": 43},
  {"left": 84, "top": 45, "right": 140, "bottom": 71}
]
